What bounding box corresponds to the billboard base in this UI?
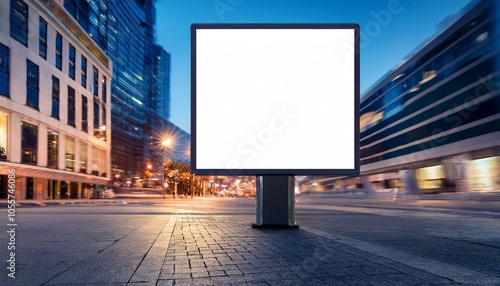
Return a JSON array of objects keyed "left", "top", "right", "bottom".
[{"left": 252, "top": 175, "right": 299, "bottom": 229}]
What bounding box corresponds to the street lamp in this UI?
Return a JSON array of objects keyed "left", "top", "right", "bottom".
[
  {"left": 161, "top": 137, "right": 173, "bottom": 199},
  {"left": 162, "top": 138, "right": 172, "bottom": 148}
]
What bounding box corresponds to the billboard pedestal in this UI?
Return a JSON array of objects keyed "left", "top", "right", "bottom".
[{"left": 252, "top": 176, "right": 299, "bottom": 229}]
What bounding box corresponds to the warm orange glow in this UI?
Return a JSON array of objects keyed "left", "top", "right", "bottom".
[
  {"left": 162, "top": 138, "right": 172, "bottom": 147},
  {"left": 419, "top": 70, "right": 436, "bottom": 84},
  {"left": 360, "top": 111, "right": 384, "bottom": 131}
]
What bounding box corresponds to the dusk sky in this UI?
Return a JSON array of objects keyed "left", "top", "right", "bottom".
[{"left": 155, "top": 0, "right": 474, "bottom": 133}]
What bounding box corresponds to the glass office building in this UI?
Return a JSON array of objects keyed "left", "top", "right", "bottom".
[
  {"left": 302, "top": 0, "right": 500, "bottom": 194},
  {"left": 153, "top": 44, "right": 171, "bottom": 122},
  {"left": 62, "top": 0, "right": 184, "bottom": 181}
]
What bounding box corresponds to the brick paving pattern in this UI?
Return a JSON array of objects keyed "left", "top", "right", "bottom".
[{"left": 157, "top": 214, "right": 458, "bottom": 285}]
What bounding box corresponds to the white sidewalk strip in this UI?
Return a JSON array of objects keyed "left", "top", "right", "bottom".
[{"left": 129, "top": 215, "right": 177, "bottom": 283}]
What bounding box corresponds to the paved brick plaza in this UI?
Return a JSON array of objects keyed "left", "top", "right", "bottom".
[{"left": 3, "top": 196, "right": 500, "bottom": 285}]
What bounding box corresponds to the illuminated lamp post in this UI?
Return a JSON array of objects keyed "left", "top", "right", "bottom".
[{"left": 161, "top": 138, "right": 173, "bottom": 199}]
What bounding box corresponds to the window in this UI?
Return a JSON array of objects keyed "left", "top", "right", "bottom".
[
  {"left": 68, "top": 44, "right": 76, "bottom": 80},
  {"left": 93, "top": 99, "right": 99, "bottom": 129},
  {"left": 64, "top": 0, "right": 77, "bottom": 17},
  {"left": 100, "top": 149, "right": 107, "bottom": 177},
  {"left": 67, "top": 86, "right": 75, "bottom": 127},
  {"left": 100, "top": 106, "right": 107, "bottom": 141},
  {"left": 55, "top": 32, "right": 62, "bottom": 70},
  {"left": 51, "top": 76, "right": 60, "bottom": 119},
  {"left": 77, "top": 0, "right": 90, "bottom": 30},
  {"left": 80, "top": 142, "right": 87, "bottom": 173},
  {"left": 0, "top": 113, "right": 7, "bottom": 161},
  {"left": 21, "top": 122, "right": 37, "bottom": 165},
  {"left": 102, "top": 106, "right": 106, "bottom": 125},
  {"left": 10, "top": 0, "right": 28, "bottom": 47},
  {"left": 81, "top": 55, "right": 87, "bottom": 88},
  {"left": 39, "top": 17, "right": 48, "bottom": 60},
  {"left": 47, "top": 131, "right": 58, "bottom": 168},
  {"left": 360, "top": 111, "right": 383, "bottom": 132},
  {"left": 81, "top": 95, "right": 88, "bottom": 132},
  {"left": 91, "top": 146, "right": 99, "bottom": 175},
  {"left": 0, "top": 43, "right": 9, "bottom": 97},
  {"left": 92, "top": 66, "right": 98, "bottom": 97},
  {"left": 102, "top": 75, "right": 107, "bottom": 102},
  {"left": 88, "top": 4, "right": 100, "bottom": 45},
  {"left": 26, "top": 60, "right": 39, "bottom": 110},
  {"left": 65, "top": 136, "right": 74, "bottom": 171}
]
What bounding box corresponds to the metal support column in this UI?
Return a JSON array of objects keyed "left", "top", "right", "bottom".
[{"left": 252, "top": 175, "right": 298, "bottom": 228}]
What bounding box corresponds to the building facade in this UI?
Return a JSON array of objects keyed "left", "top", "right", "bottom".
[
  {"left": 301, "top": 0, "right": 500, "bottom": 194},
  {"left": 61, "top": 0, "right": 184, "bottom": 183},
  {"left": 153, "top": 44, "right": 171, "bottom": 122},
  {"left": 0, "top": 0, "right": 112, "bottom": 199}
]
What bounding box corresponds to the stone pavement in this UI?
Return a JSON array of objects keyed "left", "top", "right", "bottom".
[
  {"left": 149, "top": 214, "right": 462, "bottom": 286},
  {"left": 34, "top": 212, "right": 493, "bottom": 286},
  {"left": 3, "top": 195, "right": 500, "bottom": 285},
  {"left": 4, "top": 210, "right": 500, "bottom": 285}
]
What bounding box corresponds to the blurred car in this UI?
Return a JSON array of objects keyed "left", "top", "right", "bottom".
[{"left": 102, "top": 188, "right": 116, "bottom": 199}]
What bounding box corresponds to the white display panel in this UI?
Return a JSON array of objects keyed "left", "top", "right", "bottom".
[{"left": 192, "top": 24, "right": 359, "bottom": 175}]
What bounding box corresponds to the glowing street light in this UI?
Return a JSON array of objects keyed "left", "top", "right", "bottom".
[
  {"left": 161, "top": 136, "right": 174, "bottom": 199},
  {"left": 162, "top": 138, "right": 172, "bottom": 147}
]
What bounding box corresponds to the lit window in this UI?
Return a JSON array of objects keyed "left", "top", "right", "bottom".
[
  {"left": 80, "top": 142, "right": 88, "bottom": 173},
  {"left": 419, "top": 70, "right": 436, "bottom": 84},
  {"left": 21, "top": 122, "right": 38, "bottom": 165},
  {"left": 65, "top": 136, "right": 75, "bottom": 171},
  {"left": 47, "top": 131, "right": 58, "bottom": 168},
  {"left": 360, "top": 111, "right": 384, "bottom": 132},
  {"left": 0, "top": 113, "right": 7, "bottom": 161}
]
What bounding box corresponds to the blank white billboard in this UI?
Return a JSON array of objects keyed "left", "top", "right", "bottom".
[{"left": 191, "top": 24, "right": 359, "bottom": 175}]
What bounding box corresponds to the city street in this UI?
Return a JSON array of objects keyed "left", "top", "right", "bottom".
[
  {"left": 1, "top": 195, "right": 500, "bottom": 285},
  {"left": 2, "top": 1, "right": 500, "bottom": 286}
]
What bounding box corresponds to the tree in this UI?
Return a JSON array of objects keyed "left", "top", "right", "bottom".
[{"left": 163, "top": 160, "right": 191, "bottom": 195}]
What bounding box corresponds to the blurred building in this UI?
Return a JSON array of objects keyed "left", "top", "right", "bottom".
[
  {"left": 60, "top": 0, "right": 187, "bottom": 183},
  {"left": 153, "top": 45, "right": 171, "bottom": 121},
  {"left": 302, "top": 0, "right": 500, "bottom": 194},
  {"left": 0, "top": 0, "right": 112, "bottom": 199},
  {"left": 142, "top": 45, "right": 177, "bottom": 181},
  {"left": 142, "top": 117, "right": 191, "bottom": 188}
]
